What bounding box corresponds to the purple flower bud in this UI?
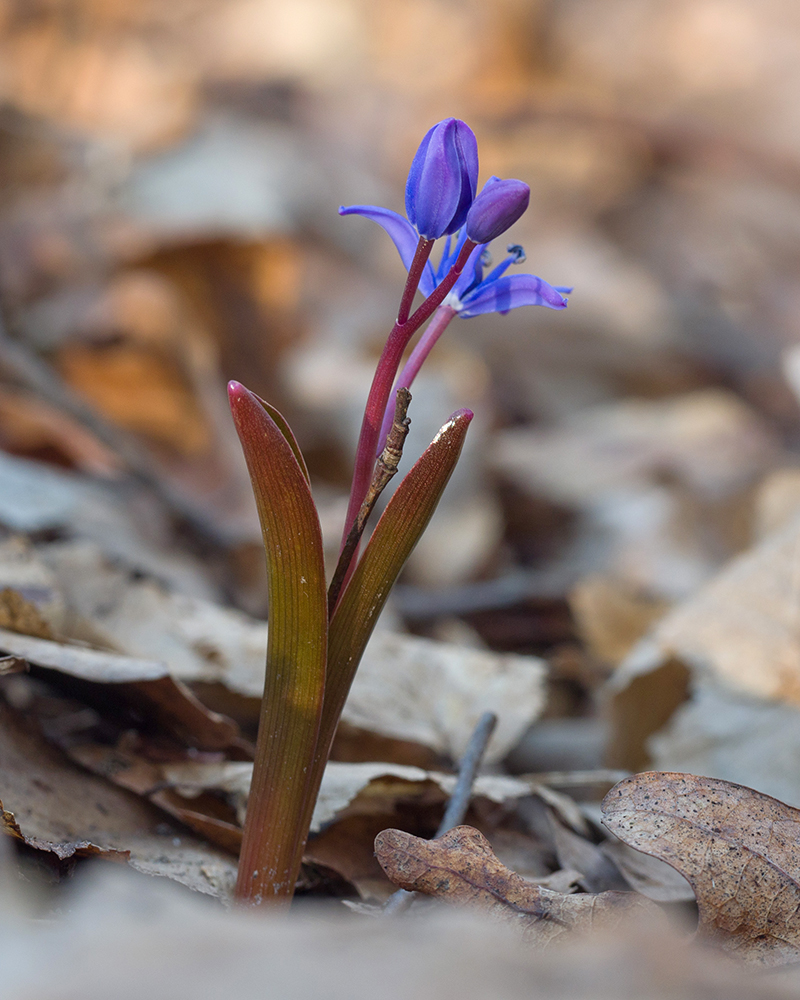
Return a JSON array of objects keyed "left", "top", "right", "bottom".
[
  {"left": 405, "top": 119, "right": 478, "bottom": 240},
  {"left": 465, "top": 177, "right": 530, "bottom": 245}
]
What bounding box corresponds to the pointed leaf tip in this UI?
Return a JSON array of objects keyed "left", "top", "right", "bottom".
[{"left": 228, "top": 380, "right": 250, "bottom": 410}]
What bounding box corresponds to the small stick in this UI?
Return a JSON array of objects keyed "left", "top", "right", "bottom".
[
  {"left": 383, "top": 710, "right": 498, "bottom": 916},
  {"left": 328, "top": 388, "right": 411, "bottom": 614}
]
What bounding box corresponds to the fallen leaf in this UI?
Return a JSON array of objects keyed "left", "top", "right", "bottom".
[
  {"left": 35, "top": 541, "right": 545, "bottom": 764},
  {"left": 0, "top": 625, "right": 165, "bottom": 682},
  {"left": 0, "top": 536, "right": 66, "bottom": 633},
  {"left": 0, "top": 457, "right": 213, "bottom": 598},
  {"left": 0, "top": 656, "right": 26, "bottom": 675},
  {"left": 600, "top": 837, "right": 694, "bottom": 904},
  {"left": 612, "top": 513, "right": 800, "bottom": 707},
  {"left": 648, "top": 684, "right": 800, "bottom": 807},
  {"left": 39, "top": 540, "right": 268, "bottom": 691},
  {"left": 602, "top": 772, "right": 800, "bottom": 965},
  {"left": 491, "top": 390, "right": 776, "bottom": 507},
  {"left": 0, "top": 588, "right": 54, "bottom": 639},
  {"left": 606, "top": 510, "right": 800, "bottom": 769},
  {"left": 375, "top": 825, "right": 657, "bottom": 944},
  {"left": 569, "top": 573, "right": 669, "bottom": 667},
  {"left": 490, "top": 390, "right": 777, "bottom": 600},
  {"left": 0, "top": 627, "right": 245, "bottom": 752},
  {"left": 343, "top": 631, "right": 546, "bottom": 763},
  {"left": 547, "top": 811, "right": 629, "bottom": 893},
  {"left": 73, "top": 757, "right": 535, "bottom": 838},
  {"left": 0, "top": 387, "right": 122, "bottom": 477},
  {"left": 0, "top": 701, "right": 236, "bottom": 896}
]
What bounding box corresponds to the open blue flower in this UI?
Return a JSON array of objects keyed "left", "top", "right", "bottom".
[{"left": 339, "top": 200, "right": 570, "bottom": 317}]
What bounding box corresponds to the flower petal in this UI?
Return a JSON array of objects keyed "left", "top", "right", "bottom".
[
  {"left": 339, "top": 204, "right": 419, "bottom": 268},
  {"left": 339, "top": 204, "right": 438, "bottom": 294},
  {"left": 405, "top": 119, "right": 477, "bottom": 239},
  {"left": 465, "top": 178, "right": 530, "bottom": 245},
  {"left": 458, "top": 273, "right": 568, "bottom": 317},
  {"left": 450, "top": 121, "right": 479, "bottom": 234},
  {"left": 450, "top": 241, "right": 486, "bottom": 299}
]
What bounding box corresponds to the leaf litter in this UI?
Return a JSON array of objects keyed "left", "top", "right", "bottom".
[{"left": 7, "top": 0, "right": 800, "bottom": 988}]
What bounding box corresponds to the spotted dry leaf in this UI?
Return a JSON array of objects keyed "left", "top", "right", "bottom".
[
  {"left": 602, "top": 771, "right": 800, "bottom": 966},
  {"left": 375, "top": 826, "right": 658, "bottom": 946}
]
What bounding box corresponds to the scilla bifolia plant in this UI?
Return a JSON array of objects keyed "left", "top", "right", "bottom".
[{"left": 229, "top": 118, "right": 570, "bottom": 906}]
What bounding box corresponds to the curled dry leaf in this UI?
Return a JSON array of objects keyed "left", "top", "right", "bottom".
[
  {"left": 0, "top": 627, "right": 246, "bottom": 753},
  {"left": 0, "top": 702, "right": 236, "bottom": 896},
  {"left": 602, "top": 772, "right": 800, "bottom": 966},
  {"left": 59, "top": 752, "right": 537, "bottom": 859},
  {"left": 375, "top": 826, "right": 658, "bottom": 945},
  {"left": 344, "top": 631, "right": 545, "bottom": 764},
  {"left": 607, "top": 511, "right": 800, "bottom": 770},
  {"left": 32, "top": 540, "right": 544, "bottom": 764}
]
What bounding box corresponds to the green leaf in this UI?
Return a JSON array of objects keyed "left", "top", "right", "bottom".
[
  {"left": 299, "top": 408, "right": 472, "bottom": 832},
  {"left": 228, "top": 381, "right": 327, "bottom": 905}
]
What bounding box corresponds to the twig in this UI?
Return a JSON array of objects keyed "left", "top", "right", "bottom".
[
  {"left": 383, "top": 710, "right": 498, "bottom": 916},
  {"left": 327, "top": 388, "right": 411, "bottom": 614}
]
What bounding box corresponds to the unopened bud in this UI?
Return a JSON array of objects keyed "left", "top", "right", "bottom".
[
  {"left": 465, "top": 178, "right": 530, "bottom": 245},
  {"left": 405, "top": 119, "right": 478, "bottom": 239}
]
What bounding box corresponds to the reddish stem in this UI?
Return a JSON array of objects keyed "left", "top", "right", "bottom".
[
  {"left": 397, "top": 237, "right": 434, "bottom": 325},
  {"left": 376, "top": 303, "right": 458, "bottom": 453},
  {"left": 340, "top": 238, "right": 476, "bottom": 553}
]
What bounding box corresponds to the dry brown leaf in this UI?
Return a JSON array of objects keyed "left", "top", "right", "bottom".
[
  {"left": 0, "top": 387, "right": 122, "bottom": 477},
  {"left": 600, "top": 837, "right": 694, "bottom": 904},
  {"left": 0, "top": 656, "right": 27, "bottom": 675},
  {"left": 611, "top": 514, "right": 800, "bottom": 706},
  {"left": 602, "top": 771, "right": 800, "bottom": 965},
  {"left": 0, "top": 627, "right": 245, "bottom": 752},
  {"left": 491, "top": 390, "right": 776, "bottom": 508},
  {"left": 0, "top": 702, "right": 236, "bottom": 896},
  {"left": 490, "top": 390, "right": 777, "bottom": 600},
  {"left": 606, "top": 510, "right": 800, "bottom": 770},
  {"left": 375, "top": 826, "right": 658, "bottom": 944},
  {"left": 569, "top": 574, "right": 669, "bottom": 667},
  {"left": 57, "top": 341, "right": 211, "bottom": 456},
  {"left": 343, "top": 631, "right": 545, "bottom": 763},
  {"left": 0, "top": 625, "right": 165, "bottom": 682},
  {"left": 547, "top": 811, "right": 629, "bottom": 893},
  {"left": 0, "top": 588, "right": 54, "bottom": 639},
  {"left": 39, "top": 540, "right": 266, "bottom": 689},
  {"left": 26, "top": 541, "right": 544, "bottom": 763}
]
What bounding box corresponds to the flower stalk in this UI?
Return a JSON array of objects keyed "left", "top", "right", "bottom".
[{"left": 230, "top": 117, "right": 570, "bottom": 907}]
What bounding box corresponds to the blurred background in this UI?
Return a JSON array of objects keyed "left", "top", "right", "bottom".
[{"left": 2, "top": 0, "right": 800, "bottom": 772}]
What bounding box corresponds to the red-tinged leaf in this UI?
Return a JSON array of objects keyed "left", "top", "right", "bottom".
[
  {"left": 249, "top": 390, "right": 310, "bottom": 484},
  {"left": 294, "top": 409, "right": 472, "bottom": 845},
  {"left": 228, "top": 381, "right": 327, "bottom": 905}
]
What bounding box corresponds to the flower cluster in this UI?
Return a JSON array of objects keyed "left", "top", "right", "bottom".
[
  {"left": 341, "top": 118, "right": 569, "bottom": 324},
  {"left": 340, "top": 118, "right": 570, "bottom": 455}
]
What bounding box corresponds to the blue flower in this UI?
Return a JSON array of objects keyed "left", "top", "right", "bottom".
[
  {"left": 405, "top": 119, "right": 478, "bottom": 239},
  {"left": 340, "top": 191, "right": 570, "bottom": 318},
  {"left": 465, "top": 176, "right": 530, "bottom": 246},
  {"left": 428, "top": 227, "right": 570, "bottom": 317}
]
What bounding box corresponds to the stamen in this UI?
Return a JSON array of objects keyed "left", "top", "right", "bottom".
[{"left": 507, "top": 244, "right": 526, "bottom": 264}]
